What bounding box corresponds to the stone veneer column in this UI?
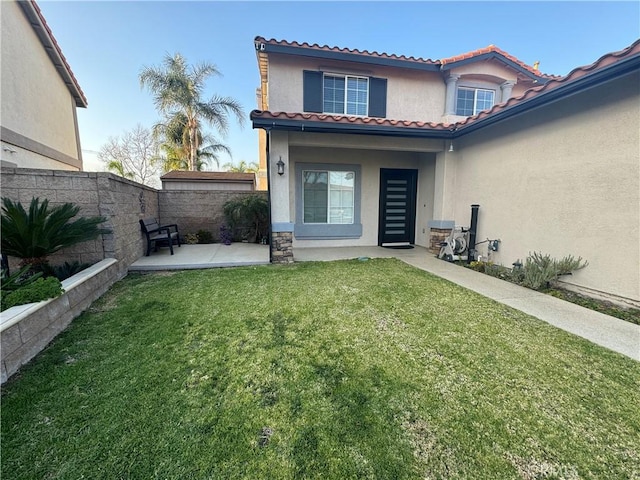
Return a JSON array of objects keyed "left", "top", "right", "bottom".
[
  {"left": 444, "top": 74, "right": 460, "bottom": 115},
  {"left": 271, "top": 231, "right": 293, "bottom": 263},
  {"left": 500, "top": 81, "right": 515, "bottom": 103}
]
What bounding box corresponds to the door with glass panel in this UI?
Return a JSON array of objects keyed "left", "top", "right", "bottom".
[{"left": 378, "top": 169, "right": 417, "bottom": 246}]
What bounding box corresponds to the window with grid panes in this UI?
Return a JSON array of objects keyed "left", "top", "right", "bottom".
[
  {"left": 303, "top": 170, "right": 355, "bottom": 224},
  {"left": 456, "top": 87, "right": 495, "bottom": 116},
  {"left": 323, "top": 74, "right": 368, "bottom": 116}
]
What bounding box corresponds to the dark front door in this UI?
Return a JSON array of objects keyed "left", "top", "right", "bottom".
[{"left": 378, "top": 168, "right": 418, "bottom": 246}]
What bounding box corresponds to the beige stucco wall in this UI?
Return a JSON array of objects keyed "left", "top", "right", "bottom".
[
  {"left": 267, "top": 54, "right": 446, "bottom": 122},
  {"left": 0, "top": 1, "right": 82, "bottom": 170},
  {"left": 450, "top": 72, "right": 640, "bottom": 303},
  {"left": 272, "top": 132, "right": 442, "bottom": 248}
]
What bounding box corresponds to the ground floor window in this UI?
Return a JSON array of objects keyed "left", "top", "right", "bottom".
[
  {"left": 303, "top": 170, "right": 355, "bottom": 224},
  {"left": 295, "top": 162, "right": 362, "bottom": 239}
]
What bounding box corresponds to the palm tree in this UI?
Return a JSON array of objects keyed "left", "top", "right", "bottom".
[
  {"left": 223, "top": 160, "right": 259, "bottom": 173},
  {"left": 1, "top": 197, "right": 110, "bottom": 271},
  {"left": 155, "top": 112, "right": 231, "bottom": 172},
  {"left": 106, "top": 160, "right": 135, "bottom": 179},
  {"left": 139, "top": 53, "right": 244, "bottom": 171}
]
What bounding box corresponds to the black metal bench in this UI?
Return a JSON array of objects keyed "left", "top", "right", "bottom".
[{"left": 139, "top": 218, "right": 181, "bottom": 256}]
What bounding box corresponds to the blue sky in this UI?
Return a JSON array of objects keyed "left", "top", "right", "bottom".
[{"left": 38, "top": 1, "right": 640, "bottom": 171}]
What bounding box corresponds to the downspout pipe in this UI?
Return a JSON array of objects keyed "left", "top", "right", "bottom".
[
  {"left": 468, "top": 204, "right": 480, "bottom": 264},
  {"left": 265, "top": 127, "right": 273, "bottom": 264}
]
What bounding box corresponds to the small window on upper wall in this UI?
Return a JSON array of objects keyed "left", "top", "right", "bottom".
[
  {"left": 323, "top": 74, "right": 368, "bottom": 116},
  {"left": 456, "top": 87, "right": 495, "bottom": 116}
]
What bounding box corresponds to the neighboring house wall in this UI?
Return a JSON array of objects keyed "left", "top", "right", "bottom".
[
  {"left": 0, "top": 1, "right": 84, "bottom": 171},
  {"left": 449, "top": 72, "right": 640, "bottom": 304},
  {"left": 161, "top": 181, "right": 254, "bottom": 191}
]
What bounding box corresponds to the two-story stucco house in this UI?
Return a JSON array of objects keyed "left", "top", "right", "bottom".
[
  {"left": 0, "top": 0, "right": 87, "bottom": 170},
  {"left": 251, "top": 37, "right": 640, "bottom": 307}
]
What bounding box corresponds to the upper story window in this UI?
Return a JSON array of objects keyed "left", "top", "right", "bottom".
[
  {"left": 303, "top": 70, "right": 386, "bottom": 118},
  {"left": 456, "top": 87, "right": 495, "bottom": 116},
  {"left": 323, "top": 75, "right": 368, "bottom": 116}
]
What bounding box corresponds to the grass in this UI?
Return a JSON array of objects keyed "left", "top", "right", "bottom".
[{"left": 2, "top": 258, "right": 639, "bottom": 479}]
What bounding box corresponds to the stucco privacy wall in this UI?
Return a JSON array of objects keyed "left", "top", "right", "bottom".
[
  {"left": 0, "top": 1, "right": 81, "bottom": 170},
  {"left": 450, "top": 72, "right": 640, "bottom": 304},
  {"left": 158, "top": 190, "right": 268, "bottom": 240},
  {"left": 0, "top": 168, "right": 158, "bottom": 277}
]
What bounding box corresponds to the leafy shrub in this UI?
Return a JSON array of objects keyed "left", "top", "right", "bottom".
[
  {"left": 522, "top": 252, "right": 588, "bottom": 291},
  {"left": 468, "top": 260, "right": 489, "bottom": 272},
  {"left": 184, "top": 233, "right": 199, "bottom": 245},
  {"left": 223, "top": 195, "right": 268, "bottom": 243},
  {"left": 1, "top": 266, "right": 43, "bottom": 292},
  {"left": 196, "top": 229, "right": 214, "bottom": 244},
  {"left": 47, "top": 261, "right": 92, "bottom": 281},
  {"left": 1, "top": 197, "right": 110, "bottom": 271},
  {"left": 1, "top": 276, "right": 63, "bottom": 311}
]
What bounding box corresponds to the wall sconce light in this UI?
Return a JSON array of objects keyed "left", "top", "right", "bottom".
[
  {"left": 276, "top": 157, "right": 285, "bottom": 176},
  {"left": 448, "top": 141, "right": 454, "bottom": 152}
]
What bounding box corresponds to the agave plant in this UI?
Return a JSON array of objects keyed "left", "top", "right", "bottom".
[{"left": 1, "top": 197, "right": 110, "bottom": 270}]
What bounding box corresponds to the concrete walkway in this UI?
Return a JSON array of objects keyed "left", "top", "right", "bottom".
[
  {"left": 127, "top": 243, "right": 639, "bottom": 361},
  {"left": 295, "top": 246, "right": 640, "bottom": 361}
]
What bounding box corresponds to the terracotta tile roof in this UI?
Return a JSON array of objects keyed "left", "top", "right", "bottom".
[
  {"left": 252, "top": 39, "right": 640, "bottom": 135},
  {"left": 455, "top": 38, "right": 640, "bottom": 128},
  {"left": 250, "top": 110, "right": 453, "bottom": 132},
  {"left": 255, "top": 36, "right": 439, "bottom": 65},
  {"left": 161, "top": 171, "right": 256, "bottom": 182},
  {"left": 439, "top": 44, "right": 558, "bottom": 78},
  {"left": 255, "top": 36, "right": 554, "bottom": 77},
  {"left": 20, "top": 1, "right": 88, "bottom": 107}
]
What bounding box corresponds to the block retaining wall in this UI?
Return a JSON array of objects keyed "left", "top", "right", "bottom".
[{"left": 1, "top": 258, "right": 119, "bottom": 383}]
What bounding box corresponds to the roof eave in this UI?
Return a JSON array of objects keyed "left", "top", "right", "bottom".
[
  {"left": 258, "top": 42, "right": 440, "bottom": 72},
  {"left": 455, "top": 52, "right": 640, "bottom": 136},
  {"left": 251, "top": 116, "right": 453, "bottom": 139},
  {"left": 18, "top": 0, "right": 88, "bottom": 108},
  {"left": 441, "top": 51, "right": 549, "bottom": 83}
]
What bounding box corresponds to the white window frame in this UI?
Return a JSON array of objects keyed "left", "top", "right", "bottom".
[
  {"left": 323, "top": 74, "right": 369, "bottom": 116},
  {"left": 456, "top": 87, "right": 495, "bottom": 116},
  {"left": 302, "top": 169, "right": 355, "bottom": 225}
]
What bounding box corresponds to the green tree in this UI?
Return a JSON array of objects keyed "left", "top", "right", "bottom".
[
  {"left": 139, "top": 53, "right": 244, "bottom": 171},
  {"left": 1, "top": 197, "right": 110, "bottom": 271},
  {"left": 223, "top": 160, "right": 259, "bottom": 173}
]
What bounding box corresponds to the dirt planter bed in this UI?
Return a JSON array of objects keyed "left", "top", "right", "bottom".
[{"left": 1, "top": 258, "right": 120, "bottom": 383}]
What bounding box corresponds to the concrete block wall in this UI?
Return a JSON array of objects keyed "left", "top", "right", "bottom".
[
  {"left": 0, "top": 168, "right": 158, "bottom": 277},
  {"left": 159, "top": 190, "right": 267, "bottom": 241},
  {"left": 1, "top": 259, "right": 119, "bottom": 383}
]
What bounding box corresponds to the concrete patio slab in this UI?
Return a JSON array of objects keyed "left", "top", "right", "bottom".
[{"left": 128, "top": 243, "right": 270, "bottom": 271}]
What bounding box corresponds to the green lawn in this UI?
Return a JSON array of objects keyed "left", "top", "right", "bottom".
[{"left": 2, "top": 259, "right": 639, "bottom": 479}]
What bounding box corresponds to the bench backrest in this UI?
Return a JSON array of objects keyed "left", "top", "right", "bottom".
[{"left": 140, "top": 218, "right": 160, "bottom": 234}]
